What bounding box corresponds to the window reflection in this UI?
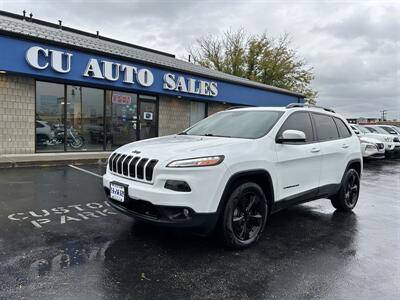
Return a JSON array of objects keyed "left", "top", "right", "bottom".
[
  {"left": 35, "top": 82, "right": 64, "bottom": 152},
  {"left": 105, "top": 91, "right": 138, "bottom": 150},
  {"left": 66, "top": 86, "right": 104, "bottom": 151},
  {"left": 35, "top": 81, "right": 170, "bottom": 152}
]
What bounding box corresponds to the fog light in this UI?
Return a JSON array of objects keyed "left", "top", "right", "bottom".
[{"left": 164, "top": 180, "right": 191, "bottom": 192}]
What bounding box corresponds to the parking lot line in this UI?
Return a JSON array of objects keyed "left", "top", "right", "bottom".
[{"left": 68, "top": 164, "right": 103, "bottom": 179}]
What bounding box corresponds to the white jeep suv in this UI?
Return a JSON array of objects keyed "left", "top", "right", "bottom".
[{"left": 103, "top": 104, "right": 362, "bottom": 248}]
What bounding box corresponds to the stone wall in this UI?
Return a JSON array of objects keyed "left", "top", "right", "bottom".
[
  {"left": 158, "top": 95, "right": 190, "bottom": 136},
  {"left": 0, "top": 74, "right": 35, "bottom": 154}
]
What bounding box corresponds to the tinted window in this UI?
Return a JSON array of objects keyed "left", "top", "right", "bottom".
[
  {"left": 277, "top": 112, "right": 314, "bottom": 142},
  {"left": 334, "top": 117, "right": 352, "bottom": 138},
  {"left": 312, "top": 113, "right": 339, "bottom": 141},
  {"left": 185, "top": 110, "right": 283, "bottom": 139}
]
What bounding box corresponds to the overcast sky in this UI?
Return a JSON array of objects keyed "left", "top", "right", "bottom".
[{"left": 1, "top": 0, "right": 399, "bottom": 119}]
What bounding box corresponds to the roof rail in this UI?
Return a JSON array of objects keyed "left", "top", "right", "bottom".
[
  {"left": 225, "top": 106, "right": 247, "bottom": 110},
  {"left": 286, "top": 103, "right": 335, "bottom": 113}
]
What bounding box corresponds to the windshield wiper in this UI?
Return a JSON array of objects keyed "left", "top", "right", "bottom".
[
  {"left": 177, "top": 132, "right": 187, "bottom": 135},
  {"left": 203, "top": 133, "right": 232, "bottom": 138}
]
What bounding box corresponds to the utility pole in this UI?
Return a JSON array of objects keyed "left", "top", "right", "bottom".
[{"left": 380, "top": 110, "right": 388, "bottom": 121}]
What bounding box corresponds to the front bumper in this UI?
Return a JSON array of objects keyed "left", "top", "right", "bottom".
[
  {"left": 385, "top": 145, "right": 400, "bottom": 157},
  {"left": 104, "top": 187, "right": 218, "bottom": 231},
  {"left": 103, "top": 162, "right": 230, "bottom": 213}
]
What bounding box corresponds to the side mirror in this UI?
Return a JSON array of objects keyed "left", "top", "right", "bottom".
[
  {"left": 277, "top": 129, "right": 306, "bottom": 143},
  {"left": 354, "top": 130, "right": 360, "bottom": 135}
]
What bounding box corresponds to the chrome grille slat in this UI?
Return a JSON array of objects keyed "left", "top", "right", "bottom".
[
  {"left": 129, "top": 156, "right": 140, "bottom": 178},
  {"left": 116, "top": 154, "right": 127, "bottom": 174},
  {"left": 136, "top": 158, "right": 149, "bottom": 179},
  {"left": 108, "top": 153, "right": 116, "bottom": 170},
  {"left": 122, "top": 155, "right": 132, "bottom": 176},
  {"left": 110, "top": 153, "right": 158, "bottom": 182},
  {"left": 126, "top": 156, "right": 135, "bottom": 177},
  {"left": 145, "top": 159, "right": 158, "bottom": 181},
  {"left": 112, "top": 154, "right": 121, "bottom": 172}
]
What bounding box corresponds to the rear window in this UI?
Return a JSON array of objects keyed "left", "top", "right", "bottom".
[
  {"left": 312, "top": 113, "right": 339, "bottom": 141},
  {"left": 334, "top": 117, "right": 352, "bottom": 138}
]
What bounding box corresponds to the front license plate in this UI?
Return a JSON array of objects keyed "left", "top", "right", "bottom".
[{"left": 110, "top": 182, "right": 126, "bottom": 202}]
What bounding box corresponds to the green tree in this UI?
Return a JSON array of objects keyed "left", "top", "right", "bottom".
[{"left": 188, "top": 29, "right": 317, "bottom": 104}]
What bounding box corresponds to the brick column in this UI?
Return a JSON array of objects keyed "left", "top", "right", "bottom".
[{"left": 0, "top": 74, "right": 35, "bottom": 154}]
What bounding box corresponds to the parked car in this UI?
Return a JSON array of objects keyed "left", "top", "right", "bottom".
[
  {"left": 375, "top": 125, "right": 400, "bottom": 140},
  {"left": 359, "top": 136, "right": 385, "bottom": 159},
  {"left": 350, "top": 124, "right": 398, "bottom": 156},
  {"left": 363, "top": 125, "right": 400, "bottom": 156},
  {"left": 103, "top": 104, "right": 362, "bottom": 249},
  {"left": 35, "top": 120, "right": 54, "bottom": 146}
]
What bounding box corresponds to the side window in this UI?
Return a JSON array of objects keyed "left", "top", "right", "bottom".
[
  {"left": 312, "top": 113, "right": 339, "bottom": 141},
  {"left": 277, "top": 112, "right": 314, "bottom": 142},
  {"left": 334, "top": 117, "right": 352, "bottom": 138}
]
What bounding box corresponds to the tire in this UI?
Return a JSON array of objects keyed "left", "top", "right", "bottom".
[
  {"left": 70, "top": 136, "right": 84, "bottom": 149},
  {"left": 331, "top": 168, "right": 360, "bottom": 212},
  {"left": 220, "top": 182, "right": 268, "bottom": 249}
]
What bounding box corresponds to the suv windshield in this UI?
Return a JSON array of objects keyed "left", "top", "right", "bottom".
[
  {"left": 379, "top": 126, "right": 398, "bottom": 135},
  {"left": 353, "top": 125, "right": 370, "bottom": 134},
  {"left": 183, "top": 110, "right": 284, "bottom": 139}
]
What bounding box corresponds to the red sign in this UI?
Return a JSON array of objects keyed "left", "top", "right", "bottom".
[{"left": 112, "top": 93, "right": 132, "bottom": 105}]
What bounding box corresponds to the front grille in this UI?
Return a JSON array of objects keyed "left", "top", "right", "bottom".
[
  {"left": 108, "top": 153, "right": 158, "bottom": 183},
  {"left": 377, "top": 143, "right": 384, "bottom": 150}
]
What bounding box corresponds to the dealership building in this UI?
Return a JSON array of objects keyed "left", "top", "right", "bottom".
[{"left": 0, "top": 11, "right": 303, "bottom": 156}]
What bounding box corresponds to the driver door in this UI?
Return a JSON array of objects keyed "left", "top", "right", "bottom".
[{"left": 274, "top": 112, "right": 322, "bottom": 201}]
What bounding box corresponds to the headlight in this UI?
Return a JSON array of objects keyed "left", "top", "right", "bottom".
[
  {"left": 384, "top": 137, "right": 392, "bottom": 142},
  {"left": 365, "top": 144, "right": 377, "bottom": 150},
  {"left": 167, "top": 156, "right": 224, "bottom": 168}
]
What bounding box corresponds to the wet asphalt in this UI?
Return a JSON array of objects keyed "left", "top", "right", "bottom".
[{"left": 0, "top": 160, "right": 399, "bottom": 299}]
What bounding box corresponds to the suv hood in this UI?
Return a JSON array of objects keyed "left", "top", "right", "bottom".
[{"left": 113, "top": 134, "right": 250, "bottom": 163}]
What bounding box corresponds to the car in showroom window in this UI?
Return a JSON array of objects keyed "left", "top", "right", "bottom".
[{"left": 103, "top": 105, "right": 362, "bottom": 249}]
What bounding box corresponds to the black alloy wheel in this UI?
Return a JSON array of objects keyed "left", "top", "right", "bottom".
[
  {"left": 344, "top": 171, "right": 359, "bottom": 208},
  {"left": 331, "top": 168, "right": 360, "bottom": 212},
  {"left": 221, "top": 182, "right": 268, "bottom": 249},
  {"left": 232, "top": 192, "right": 264, "bottom": 241}
]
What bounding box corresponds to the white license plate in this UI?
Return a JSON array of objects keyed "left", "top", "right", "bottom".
[{"left": 110, "top": 183, "right": 126, "bottom": 202}]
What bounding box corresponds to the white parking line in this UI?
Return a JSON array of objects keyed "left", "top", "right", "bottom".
[{"left": 68, "top": 164, "right": 103, "bottom": 179}]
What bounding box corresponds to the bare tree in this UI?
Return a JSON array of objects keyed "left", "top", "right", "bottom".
[{"left": 188, "top": 29, "right": 317, "bottom": 104}]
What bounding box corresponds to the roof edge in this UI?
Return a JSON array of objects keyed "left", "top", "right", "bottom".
[
  {"left": 0, "top": 10, "right": 175, "bottom": 58},
  {"left": 0, "top": 10, "right": 305, "bottom": 99}
]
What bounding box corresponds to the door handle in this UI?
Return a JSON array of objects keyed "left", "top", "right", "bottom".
[
  {"left": 342, "top": 144, "right": 349, "bottom": 149},
  {"left": 310, "top": 147, "right": 320, "bottom": 153}
]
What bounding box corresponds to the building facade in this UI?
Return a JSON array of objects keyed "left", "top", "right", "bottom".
[{"left": 0, "top": 11, "right": 303, "bottom": 155}]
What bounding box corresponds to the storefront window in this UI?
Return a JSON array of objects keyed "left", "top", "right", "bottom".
[
  {"left": 35, "top": 82, "right": 65, "bottom": 152},
  {"left": 36, "top": 81, "right": 159, "bottom": 152},
  {"left": 66, "top": 86, "right": 104, "bottom": 151},
  {"left": 105, "top": 91, "right": 138, "bottom": 150},
  {"left": 190, "top": 101, "right": 206, "bottom": 126}
]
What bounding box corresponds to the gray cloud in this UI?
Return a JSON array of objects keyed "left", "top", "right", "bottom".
[{"left": 1, "top": 0, "right": 399, "bottom": 119}]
